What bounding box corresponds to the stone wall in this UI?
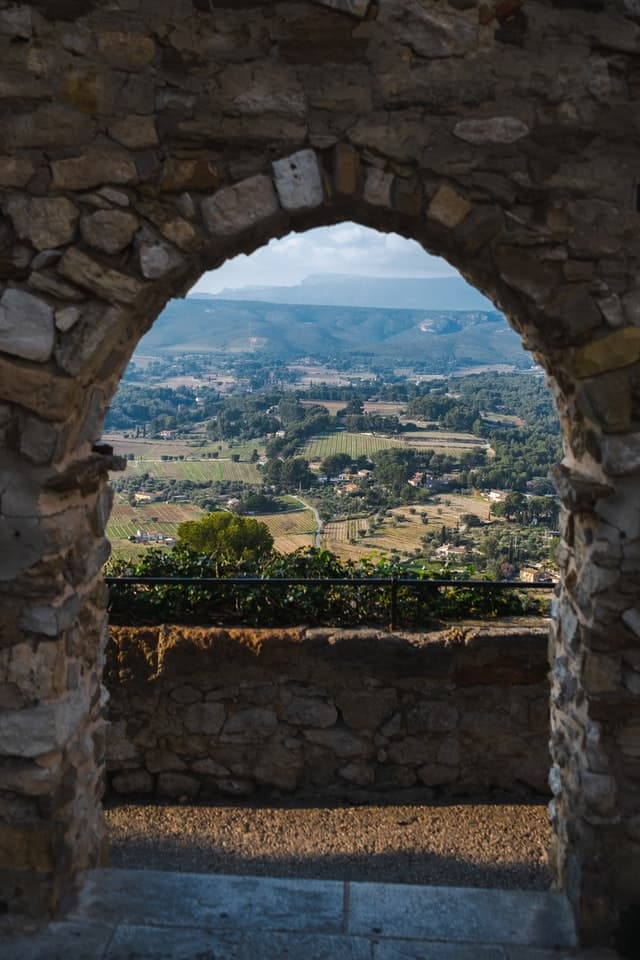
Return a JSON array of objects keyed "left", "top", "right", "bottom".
[{"left": 105, "top": 624, "right": 550, "bottom": 801}]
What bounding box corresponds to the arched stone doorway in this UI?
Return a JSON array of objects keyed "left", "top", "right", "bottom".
[{"left": 0, "top": 0, "right": 639, "bottom": 944}]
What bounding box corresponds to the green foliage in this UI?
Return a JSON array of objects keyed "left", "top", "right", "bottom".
[
  {"left": 176, "top": 511, "right": 274, "bottom": 564},
  {"left": 107, "top": 546, "right": 548, "bottom": 628}
]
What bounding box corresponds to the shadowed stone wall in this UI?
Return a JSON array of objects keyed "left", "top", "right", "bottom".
[
  {"left": 105, "top": 624, "right": 550, "bottom": 801},
  {"left": 0, "top": 0, "right": 638, "bottom": 944}
]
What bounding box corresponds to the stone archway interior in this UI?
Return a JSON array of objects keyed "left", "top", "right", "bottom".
[{"left": 0, "top": 0, "right": 639, "bottom": 944}]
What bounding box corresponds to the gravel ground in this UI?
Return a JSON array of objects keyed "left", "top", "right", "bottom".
[{"left": 105, "top": 798, "right": 551, "bottom": 891}]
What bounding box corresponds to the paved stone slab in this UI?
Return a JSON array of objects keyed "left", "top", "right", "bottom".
[
  {"left": 348, "top": 884, "right": 576, "bottom": 949},
  {"left": 374, "top": 941, "right": 506, "bottom": 959},
  {"left": 105, "top": 924, "right": 371, "bottom": 959},
  {"left": 0, "top": 921, "right": 114, "bottom": 960},
  {"left": 73, "top": 868, "right": 344, "bottom": 934}
]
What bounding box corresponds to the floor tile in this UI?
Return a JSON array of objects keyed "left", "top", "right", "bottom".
[
  {"left": 105, "top": 923, "right": 372, "bottom": 960},
  {"left": 73, "top": 868, "right": 345, "bottom": 934},
  {"left": 348, "top": 883, "right": 577, "bottom": 948}
]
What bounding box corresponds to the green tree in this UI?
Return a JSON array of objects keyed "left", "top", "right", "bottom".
[{"left": 176, "top": 512, "right": 274, "bottom": 563}]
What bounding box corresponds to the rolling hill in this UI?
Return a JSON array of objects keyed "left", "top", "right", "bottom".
[{"left": 136, "top": 296, "right": 527, "bottom": 368}]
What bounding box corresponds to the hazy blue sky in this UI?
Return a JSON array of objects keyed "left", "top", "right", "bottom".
[{"left": 191, "top": 222, "right": 457, "bottom": 294}]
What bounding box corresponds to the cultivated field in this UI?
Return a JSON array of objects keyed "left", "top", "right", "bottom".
[
  {"left": 103, "top": 433, "right": 266, "bottom": 462},
  {"left": 122, "top": 459, "right": 261, "bottom": 483},
  {"left": 301, "top": 431, "right": 488, "bottom": 462},
  {"left": 107, "top": 501, "right": 206, "bottom": 541},
  {"left": 301, "top": 400, "right": 407, "bottom": 417},
  {"left": 259, "top": 508, "right": 316, "bottom": 553},
  {"left": 320, "top": 494, "right": 492, "bottom": 562}
]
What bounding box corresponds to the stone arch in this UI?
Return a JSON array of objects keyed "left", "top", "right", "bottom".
[{"left": 1, "top": 0, "right": 639, "bottom": 945}]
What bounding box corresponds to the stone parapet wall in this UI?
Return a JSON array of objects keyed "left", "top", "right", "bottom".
[{"left": 105, "top": 623, "right": 550, "bottom": 801}]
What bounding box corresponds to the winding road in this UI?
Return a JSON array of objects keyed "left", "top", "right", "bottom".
[{"left": 291, "top": 495, "right": 323, "bottom": 548}]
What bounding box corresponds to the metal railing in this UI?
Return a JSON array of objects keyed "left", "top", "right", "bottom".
[{"left": 105, "top": 575, "right": 556, "bottom": 630}]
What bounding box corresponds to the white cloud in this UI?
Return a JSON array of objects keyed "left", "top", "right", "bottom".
[{"left": 191, "top": 223, "right": 457, "bottom": 294}]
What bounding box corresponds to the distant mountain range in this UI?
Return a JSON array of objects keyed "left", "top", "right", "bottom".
[
  {"left": 204, "top": 273, "right": 494, "bottom": 311},
  {"left": 136, "top": 274, "right": 527, "bottom": 370}
]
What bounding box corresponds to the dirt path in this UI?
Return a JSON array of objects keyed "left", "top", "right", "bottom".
[{"left": 106, "top": 798, "right": 551, "bottom": 892}]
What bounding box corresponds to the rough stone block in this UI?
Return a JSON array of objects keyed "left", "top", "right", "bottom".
[
  {"left": 284, "top": 696, "right": 337, "bottom": 728},
  {"left": 454, "top": 116, "right": 529, "bottom": 144},
  {"left": 184, "top": 701, "right": 225, "bottom": 736},
  {"left": 157, "top": 772, "right": 200, "bottom": 798},
  {"left": 97, "top": 31, "right": 156, "bottom": 68},
  {"left": 304, "top": 726, "right": 372, "bottom": 759},
  {"left": 333, "top": 143, "right": 360, "bottom": 195},
  {"left": 0, "top": 289, "right": 54, "bottom": 362},
  {"left": 59, "top": 248, "right": 143, "bottom": 304},
  {"left": 428, "top": 185, "right": 471, "bottom": 228},
  {"left": 111, "top": 770, "right": 153, "bottom": 794},
  {"left": 202, "top": 175, "right": 279, "bottom": 238},
  {"left": 222, "top": 708, "right": 278, "bottom": 742},
  {"left": 572, "top": 327, "right": 640, "bottom": 378},
  {"left": 80, "top": 210, "right": 138, "bottom": 255},
  {"left": 0, "top": 687, "right": 89, "bottom": 758},
  {"left": 272, "top": 150, "right": 323, "bottom": 212},
  {"left": 363, "top": 168, "right": 393, "bottom": 208},
  {"left": 312, "top": 0, "right": 370, "bottom": 16},
  {"left": 0, "top": 825, "right": 53, "bottom": 872},
  {"left": 51, "top": 146, "right": 138, "bottom": 190}
]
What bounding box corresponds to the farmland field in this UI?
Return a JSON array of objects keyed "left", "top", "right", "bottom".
[
  {"left": 321, "top": 494, "right": 492, "bottom": 562},
  {"left": 107, "top": 501, "right": 206, "bottom": 540},
  {"left": 259, "top": 508, "right": 316, "bottom": 553},
  {"left": 103, "top": 433, "right": 266, "bottom": 462},
  {"left": 120, "top": 458, "right": 261, "bottom": 484},
  {"left": 301, "top": 431, "right": 488, "bottom": 462}
]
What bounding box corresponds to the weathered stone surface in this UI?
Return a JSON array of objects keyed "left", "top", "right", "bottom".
[
  {"left": 59, "top": 248, "right": 143, "bottom": 304},
  {"left": 157, "top": 772, "right": 200, "bottom": 798},
  {"left": 313, "top": 0, "right": 370, "bottom": 16},
  {"left": 339, "top": 761, "right": 374, "bottom": 785},
  {"left": 97, "top": 31, "right": 156, "bottom": 68},
  {"left": 136, "top": 229, "right": 184, "bottom": 279},
  {"left": 223, "top": 708, "right": 278, "bottom": 741},
  {"left": 618, "top": 720, "right": 640, "bottom": 759},
  {"left": 572, "top": 327, "right": 640, "bottom": 378},
  {"left": 273, "top": 150, "right": 323, "bottom": 212},
  {"left": 27, "top": 198, "right": 79, "bottom": 251},
  {"left": 51, "top": 147, "right": 138, "bottom": 190},
  {"left": 333, "top": 142, "right": 360, "bottom": 195},
  {"left": 337, "top": 689, "right": 397, "bottom": 730},
  {"left": 428, "top": 185, "right": 471, "bottom": 228},
  {"left": 108, "top": 115, "right": 159, "bottom": 150},
  {"left": 80, "top": 210, "right": 138, "bottom": 255},
  {"left": 454, "top": 116, "right": 529, "bottom": 144},
  {"left": 184, "top": 702, "right": 225, "bottom": 736},
  {"left": 285, "top": 697, "right": 337, "bottom": 728},
  {"left": 0, "top": 687, "right": 89, "bottom": 758},
  {"left": 202, "top": 175, "right": 279, "bottom": 238},
  {"left": 111, "top": 770, "right": 153, "bottom": 794},
  {"left": 5, "top": 104, "right": 95, "bottom": 148},
  {"left": 0, "top": 289, "right": 55, "bottom": 362},
  {"left": 378, "top": 1, "right": 477, "bottom": 58},
  {"left": 363, "top": 168, "right": 393, "bottom": 208},
  {"left": 0, "top": 154, "right": 34, "bottom": 187},
  {"left": 304, "top": 727, "right": 372, "bottom": 759}
]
